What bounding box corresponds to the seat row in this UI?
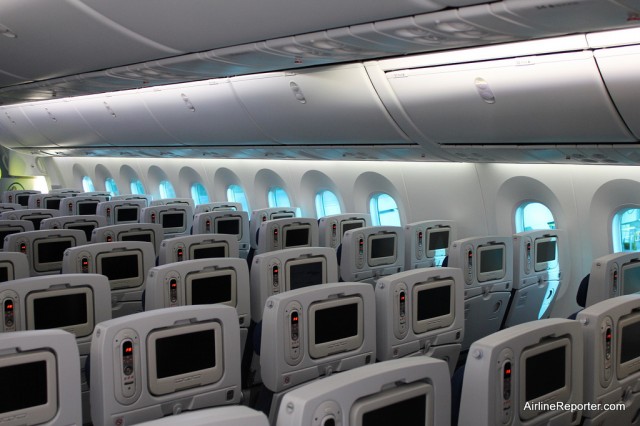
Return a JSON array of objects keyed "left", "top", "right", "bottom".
[
  {"left": 2, "top": 285, "right": 639, "bottom": 426},
  {"left": 0, "top": 271, "right": 457, "bottom": 425},
  {"left": 0, "top": 213, "right": 568, "bottom": 350}
]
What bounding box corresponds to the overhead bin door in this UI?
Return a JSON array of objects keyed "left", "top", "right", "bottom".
[
  {"left": 231, "top": 64, "right": 410, "bottom": 145},
  {"left": 384, "top": 51, "right": 635, "bottom": 145},
  {"left": 73, "top": 92, "right": 177, "bottom": 147},
  {"left": 594, "top": 44, "right": 640, "bottom": 139},
  {"left": 141, "top": 79, "right": 271, "bottom": 146},
  {"left": 0, "top": 106, "right": 52, "bottom": 148},
  {"left": 23, "top": 101, "right": 107, "bottom": 148}
]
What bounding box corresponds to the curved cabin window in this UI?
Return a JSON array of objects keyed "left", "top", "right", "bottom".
[
  {"left": 130, "top": 179, "right": 145, "bottom": 195},
  {"left": 613, "top": 208, "right": 640, "bottom": 252},
  {"left": 159, "top": 180, "right": 176, "bottom": 199},
  {"left": 268, "top": 186, "right": 291, "bottom": 208},
  {"left": 369, "top": 193, "right": 401, "bottom": 226},
  {"left": 515, "top": 202, "right": 555, "bottom": 233},
  {"left": 190, "top": 183, "right": 209, "bottom": 205},
  {"left": 105, "top": 178, "right": 119, "bottom": 196},
  {"left": 82, "top": 176, "right": 95, "bottom": 192},
  {"left": 315, "top": 190, "right": 341, "bottom": 218},
  {"left": 227, "top": 184, "right": 249, "bottom": 212}
]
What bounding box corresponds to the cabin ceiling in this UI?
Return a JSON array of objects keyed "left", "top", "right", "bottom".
[{"left": 1, "top": 0, "right": 640, "bottom": 163}]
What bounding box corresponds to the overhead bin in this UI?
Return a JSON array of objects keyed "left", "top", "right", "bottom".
[
  {"left": 381, "top": 50, "right": 635, "bottom": 145},
  {"left": 595, "top": 44, "right": 640, "bottom": 139},
  {"left": 0, "top": 106, "right": 52, "bottom": 148},
  {"left": 140, "top": 79, "right": 272, "bottom": 146},
  {"left": 587, "top": 27, "right": 640, "bottom": 48},
  {"left": 0, "top": 117, "right": 21, "bottom": 149},
  {"left": 230, "top": 63, "right": 410, "bottom": 145},
  {"left": 73, "top": 92, "right": 177, "bottom": 147},
  {"left": 21, "top": 100, "right": 107, "bottom": 148}
]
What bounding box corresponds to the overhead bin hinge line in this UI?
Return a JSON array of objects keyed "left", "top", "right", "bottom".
[
  {"left": 363, "top": 64, "right": 413, "bottom": 141},
  {"left": 363, "top": 62, "right": 457, "bottom": 162},
  {"left": 593, "top": 58, "right": 636, "bottom": 139},
  {"left": 227, "top": 79, "right": 280, "bottom": 145}
]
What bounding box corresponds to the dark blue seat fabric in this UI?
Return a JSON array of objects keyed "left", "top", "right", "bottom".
[
  {"left": 241, "top": 321, "right": 259, "bottom": 388},
  {"left": 450, "top": 364, "right": 465, "bottom": 426},
  {"left": 568, "top": 273, "right": 589, "bottom": 320}
]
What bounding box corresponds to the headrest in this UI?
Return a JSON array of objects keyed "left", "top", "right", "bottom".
[
  {"left": 60, "top": 196, "right": 109, "bottom": 215},
  {"left": 577, "top": 294, "right": 640, "bottom": 414},
  {"left": 134, "top": 406, "right": 268, "bottom": 426},
  {"left": 459, "top": 318, "right": 583, "bottom": 425},
  {"left": 447, "top": 235, "right": 513, "bottom": 288},
  {"left": 96, "top": 199, "right": 146, "bottom": 225},
  {"left": 249, "top": 246, "right": 339, "bottom": 322},
  {"left": 191, "top": 211, "right": 249, "bottom": 249},
  {"left": 149, "top": 197, "right": 195, "bottom": 208},
  {"left": 339, "top": 226, "right": 405, "bottom": 283},
  {"left": 91, "top": 223, "right": 163, "bottom": 253},
  {"left": 318, "top": 213, "right": 372, "bottom": 249},
  {"left": 249, "top": 208, "right": 298, "bottom": 249},
  {"left": 255, "top": 217, "right": 319, "bottom": 255},
  {"left": 0, "top": 251, "right": 29, "bottom": 282},
  {"left": 0, "top": 274, "right": 112, "bottom": 355},
  {"left": 403, "top": 220, "right": 456, "bottom": 270},
  {"left": 375, "top": 267, "right": 464, "bottom": 361},
  {"left": 145, "top": 257, "right": 250, "bottom": 327},
  {"left": 158, "top": 233, "right": 241, "bottom": 264},
  {"left": 193, "top": 202, "right": 243, "bottom": 214},
  {"left": 260, "top": 282, "right": 376, "bottom": 393},
  {"left": 141, "top": 204, "right": 194, "bottom": 236},
  {"left": 90, "top": 305, "right": 242, "bottom": 426},
  {"left": 276, "top": 357, "right": 451, "bottom": 426},
  {"left": 0, "top": 329, "right": 82, "bottom": 426},
  {"left": 586, "top": 251, "right": 640, "bottom": 307},
  {"left": 4, "top": 229, "right": 87, "bottom": 276}
]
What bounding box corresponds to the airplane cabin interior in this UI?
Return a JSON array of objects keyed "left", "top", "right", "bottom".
[{"left": 2, "top": 0, "right": 640, "bottom": 425}]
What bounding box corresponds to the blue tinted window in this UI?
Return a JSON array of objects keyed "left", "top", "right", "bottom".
[
  {"left": 268, "top": 187, "right": 291, "bottom": 208},
  {"left": 613, "top": 208, "right": 640, "bottom": 252},
  {"left": 315, "top": 190, "right": 341, "bottom": 218},
  {"left": 159, "top": 180, "right": 176, "bottom": 199},
  {"left": 227, "top": 185, "right": 250, "bottom": 212},
  {"left": 190, "top": 183, "right": 209, "bottom": 205},
  {"left": 130, "top": 179, "right": 145, "bottom": 195},
  {"left": 82, "top": 176, "right": 95, "bottom": 192},
  {"left": 105, "top": 178, "right": 119, "bottom": 196},
  {"left": 515, "top": 202, "right": 555, "bottom": 233},
  {"left": 369, "top": 193, "right": 401, "bottom": 226}
]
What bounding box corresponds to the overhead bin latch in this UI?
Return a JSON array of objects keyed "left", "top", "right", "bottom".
[{"left": 474, "top": 78, "right": 495, "bottom": 104}]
